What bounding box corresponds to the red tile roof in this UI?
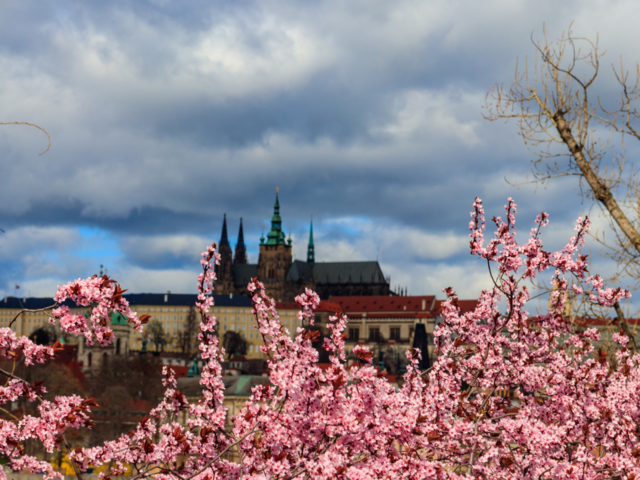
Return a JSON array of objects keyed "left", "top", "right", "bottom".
[
  {"left": 434, "top": 299, "right": 478, "bottom": 316},
  {"left": 275, "top": 300, "right": 342, "bottom": 314},
  {"left": 329, "top": 296, "right": 436, "bottom": 315},
  {"left": 358, "top": 312, "right": 433, "bottom": 320}
]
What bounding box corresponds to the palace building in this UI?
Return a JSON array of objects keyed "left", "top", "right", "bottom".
[{"left": 214, "top": 192, "right": 392, "bottom": 301}]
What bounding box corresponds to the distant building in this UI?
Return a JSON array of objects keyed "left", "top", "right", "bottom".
[
  {"left": 78, "top": 311, "right": 131, "bottom": 372},
  {"left": 215, "top": 191, "right": 392, "bottom": 302},
  {"left": 331, "top": 295, "right": 437, "bottom": 347},
  {"left": 118, "top": 293, "right": 260, "bottom": 357},
  {"left": 0, "top": 293, "right": 268, "bottom": 362},
  {"left": 327, "top": 296, "right": 479, "bottom": 373}
]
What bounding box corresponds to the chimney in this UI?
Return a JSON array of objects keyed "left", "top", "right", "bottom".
[
  {"left": 164, "top": 293, "right": 168, "bottom": 303},
  {"left": 422, "top": 299, "right": 426, "bottom": 311}
]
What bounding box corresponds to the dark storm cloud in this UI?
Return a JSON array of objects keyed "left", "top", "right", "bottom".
[{"left": 1, "top": 0, "right": 639, "bottom": 300}]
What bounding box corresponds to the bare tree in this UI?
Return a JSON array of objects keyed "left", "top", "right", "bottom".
[
  {"left": 147, "top": 320, "right": 167, "bottom": 353},
  {"left": 222, "top": 330, "right": 247, "bottom": 359},
  {"left": 176, "top": 305, "right": 198, "bottom": 355},
  {"left": 485, "top": 23, "right": 640, "bottom": 350},
  {"left": 88, "top": 355, "right": 164, "bottom": 446}
]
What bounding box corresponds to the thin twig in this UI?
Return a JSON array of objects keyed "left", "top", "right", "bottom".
[{"left": 0, "top": 122, "right": 51, "bottom": 155}]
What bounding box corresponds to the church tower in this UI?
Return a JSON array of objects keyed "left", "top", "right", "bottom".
[
  {"left": 257, "top": 189, "right": 293, "bottom": 301},
  {"left": 214, "top": 214, "right": 233, "bottom": 294},
  {"left": 234, "top": 218, "right": 247, "bottom": 264}
]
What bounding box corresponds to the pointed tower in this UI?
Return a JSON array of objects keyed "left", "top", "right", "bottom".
[
  {"left": 214, "top": 214, "right": 234, "bottom": 294},
  {"left": 258, "top": 188, "right": 293, "bottom": 301},
  {"left": 266, "top": 190, "right": 287, "bottom": 245},
  {"left": 220, "top": 214, "right": 229, "bottom": 247},
  {"left": 307, "top": 218, "right": 315, "bottom": 269},
  {"left": 234, "top": 218, "right": 247, "bottom": 265}
]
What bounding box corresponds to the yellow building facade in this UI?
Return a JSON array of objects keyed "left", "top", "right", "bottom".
[{"left": 0, "top": 293, "right": 272, "bottom": 360}]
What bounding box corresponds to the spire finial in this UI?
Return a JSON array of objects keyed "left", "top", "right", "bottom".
[{"left": 276, "top": 186, "right": 279, "bottom": 194}]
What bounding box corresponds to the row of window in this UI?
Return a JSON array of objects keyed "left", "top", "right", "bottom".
[{"left": 347, "top": 327, "right": 407, "bottom": 342}]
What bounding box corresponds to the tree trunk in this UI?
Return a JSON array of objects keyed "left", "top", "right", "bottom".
[
  {"left": 554, "top": 110, "right": 638, "bottom": 353},
  {"left": 553, "top": 111, "right": 640, "bottom": 250}
]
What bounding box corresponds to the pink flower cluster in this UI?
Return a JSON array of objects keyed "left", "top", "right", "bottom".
[
  {"left": 1, "top": 197, "right": 639, "bottom": 480},
  {"left": 52, "top": 275, "right": 143, "bottom": 346},
  {"left": 0, "top": 327, "right": 55, "bottom": 365}
]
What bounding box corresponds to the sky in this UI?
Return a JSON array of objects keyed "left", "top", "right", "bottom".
[{"left": 1, "top": 0, "right": 640, "bottom": 314}]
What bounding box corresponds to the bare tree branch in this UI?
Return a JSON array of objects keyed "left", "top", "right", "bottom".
[{"left": 0, "top": 122, "right": 51, "bottom": 155}]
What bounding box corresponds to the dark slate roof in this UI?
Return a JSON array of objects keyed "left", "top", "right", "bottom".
[
  {"left": 123, "top": 293, "right": 252, "bottom": 307},
  {"left": 285, "top": 260, "right": 314, "bottom": 282},
  {"left": 0, "top": 297, "right": 73, "bottom": 310},
  {"left": 315, "top": 261, "right": 387, "bottom": 284},
  {"left": 0, "top": 294, "right": 252, "bottom": 310},
  {"left": 286, "top": 261, "right": 388, "bottom": 285},
  {"left": 233, "top": 264, "right": 258, "bottom": 288}
]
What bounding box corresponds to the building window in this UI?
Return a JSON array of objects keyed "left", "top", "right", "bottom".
[
  {"left": 390, "top": 327, "right": 401, "bottom": 341},
  {"left": 369, "top": 327, "right": 380, "bottom": 342},
  {"left": 267, "top": 268, "right": 275, "bottom": 279},
  {"left": 348, "top": 328, "right": 359, "bottom": 341}
]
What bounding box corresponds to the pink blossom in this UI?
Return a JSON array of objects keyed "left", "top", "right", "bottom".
[{"left": 2, "top": 199, "right": 638, "bottom": 480}]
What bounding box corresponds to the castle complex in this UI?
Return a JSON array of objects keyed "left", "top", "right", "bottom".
[{"left": 214, "top": 192, "right": 392, "bottom": 301}]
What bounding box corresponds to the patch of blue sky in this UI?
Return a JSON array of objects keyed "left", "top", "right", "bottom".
[
  {"left": 317, "top": 216, "right": 372, "bottom": 236},
  {"left": 75, "top": 226, "right": 121, "bottom": 260},
  {"left": 41, "top": 250, "right": 60, "bottom": 263}
]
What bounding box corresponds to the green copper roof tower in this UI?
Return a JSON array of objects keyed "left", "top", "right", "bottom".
[
  {"left": 266, "top": 188, "right": 287, "bottom": 245},
  {"left": 111, "top": 311, "right": 129, "bottom": 326},
  {"left": 187, "top": 358, "right": 201, "bottom": 377},
  {"left": 307, "top": 218, "right": 315, "bottom": 268}
]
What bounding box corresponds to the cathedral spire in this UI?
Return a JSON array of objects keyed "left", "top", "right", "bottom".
[
  {"left": 234, "top": 218, "right": 247, "bottom": 264},
  {"left": 307, "top": 218, "right": 315, "bottom": 268},
  {"left": 266, "top": 188, "right": 287, "bottom": 245},
  {"left": 215, "top": 213, "right": 233, "bottom": 294},
  {"left": 220, "top": 213, "right": 230, "bottom": 247}
]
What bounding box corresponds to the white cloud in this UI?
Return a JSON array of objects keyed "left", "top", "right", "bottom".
[
  {"left": 302, "top": 216, "right": 469, "bottom": 264},
  {"left": 2, "top": 0, "right": 640, "bottom": 309},
  {"left": 111, "top": 265, "right": 200, "bottom": 295},
  {"left": 119, "top": 233, "right": 213, "bottom": 267},
  {"left": 382, "top": 260, "right": 493, "bottom": 300},
  {"left": 374, "top": 89, "right": 483, "bottom": 146},
  {"left": 0, "top": 226, "right": 80, "bottom": 258}
]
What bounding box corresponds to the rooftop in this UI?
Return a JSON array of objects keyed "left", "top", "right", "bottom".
[
  {"left": 330, "top": 295, "right": 436, "bottom": 315},
  {"left": 275, "top": 300, "right": 342, "bottom": 315},
  {"left": 434, "top": 299, "right": 479, "bottom": 316},
  {"left": 0, "top": 293, "right": 253, "bottom": 310}
]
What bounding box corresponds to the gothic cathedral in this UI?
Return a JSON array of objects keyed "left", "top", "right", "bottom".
[{"left": 214, "top": 192, "right": 391, "bottom": 301}]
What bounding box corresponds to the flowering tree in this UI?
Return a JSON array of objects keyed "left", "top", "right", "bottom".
[{"left": 1, "top": 198, "right": 639, "bottom": 479}]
